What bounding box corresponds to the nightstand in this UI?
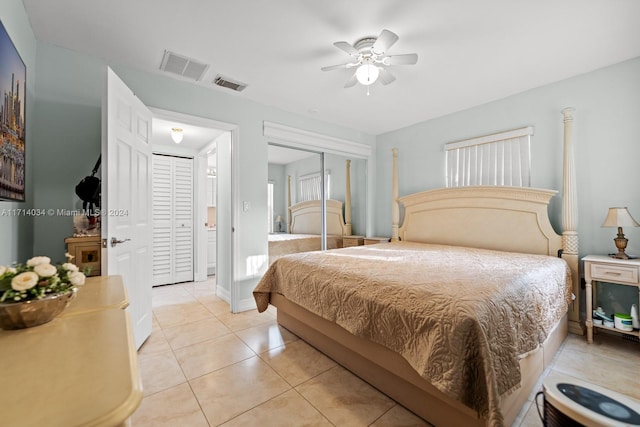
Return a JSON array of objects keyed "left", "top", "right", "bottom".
[
  {"left": 342, "top": 235, "right": 364, "bottom": 247},
  {"left": 364, "top": 236, "right": 390, "bottom": 245},
  {"left": 583, "top": 255, "right": 640, "bottom": 343},
  {"left": 64, "top": 236, "right": 101, "bottom": 276}
]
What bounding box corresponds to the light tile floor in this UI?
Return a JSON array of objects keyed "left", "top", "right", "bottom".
[{"left": 131, "top": 277, "right": 639, "bottom": 426}]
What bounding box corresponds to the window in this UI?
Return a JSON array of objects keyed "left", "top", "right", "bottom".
[
  {"left": 298, "top": 171, "right": 331, "bottom": 201},
  {"left": 445, "top": 127, "right": 533, "bottom": 187}
]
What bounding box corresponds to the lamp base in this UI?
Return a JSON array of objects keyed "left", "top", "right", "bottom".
[
  {"left": 609, "top": 253, "right": 637, "bottom": 260},
  {"left": 609, "top": 253, "right": 635, "bottom": 260},
  {"left": 610, "top": 229, "right": 636, "bottom": 259}
]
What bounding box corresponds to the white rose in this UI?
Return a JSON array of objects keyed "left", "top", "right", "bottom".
[
  {"left": 0, "top": 266, "right": 6, "bottom": 277},
  {"left": 11, "top": 272, "right": 39, "bottom": 291},
  {"left": 62, "top": 263, "right": 79, "bottom": 272},
  {"left": 34, "top": 263, "right": 58, "bottom": 278},
  {"left": 68, "top": 271, "right": 86, "bottom": 286},
  {"left": 7, "top": 267, "right": 16, "bottom": 274},
  {"left": 26, "top": 256, "right": 51, "bottom": 267}
]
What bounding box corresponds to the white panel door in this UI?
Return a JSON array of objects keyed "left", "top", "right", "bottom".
[{"left": 102, "top": 67, "right": 153, "bottom": 349}]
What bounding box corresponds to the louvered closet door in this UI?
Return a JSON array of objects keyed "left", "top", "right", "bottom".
[
  {"left": 152, "top": 155, "right": 194, "bottom": 286},
  {"left": 172, "top": 157, "right": 194, "bottom": 283},
  {"left": 152, "top": 155, "right": 173, "bottom": 286}
]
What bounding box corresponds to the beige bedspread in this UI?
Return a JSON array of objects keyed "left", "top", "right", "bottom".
[{"left": 254, "top": 242, "right": 571, "bottom": 426}]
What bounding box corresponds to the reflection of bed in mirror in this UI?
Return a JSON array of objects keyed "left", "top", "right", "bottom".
[
  {"left": 268, "top": 159, "right": 354, "bottom": 265},
  {"left": 268, "top": 199, "right": 348, "bottom": 265},
  {"left": 256, "top": 110, "right": 581, "bottom": 426}
]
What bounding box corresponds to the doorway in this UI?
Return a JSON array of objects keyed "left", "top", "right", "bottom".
[{"left": 149, "top": 107, "right": 238, "bottom": 305}]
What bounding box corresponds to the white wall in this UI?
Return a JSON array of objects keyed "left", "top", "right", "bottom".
[{"left": 375, "top": 57, "right": 640, "bottom": 260}]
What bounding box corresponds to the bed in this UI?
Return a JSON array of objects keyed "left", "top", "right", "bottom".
[
  {"left": 254, "top": 109, "right": 581, "bottom": 427},
  {"left": 268, "top": 160, "right": 355, "bottom": 265},
  {"left": 268, "top": 199, "right": 347, "bottom": 264}
]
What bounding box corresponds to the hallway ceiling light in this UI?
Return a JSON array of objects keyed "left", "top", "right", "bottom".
[{"left": 171, "top": 127, "right": 183, "bottom": 144}]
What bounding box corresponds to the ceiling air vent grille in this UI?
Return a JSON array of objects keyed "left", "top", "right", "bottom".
[
  {"left": 213, "top": 75, "right": 247, "bottom": 92},
  {"left": 160, "top": 50, "right": 209, "bottom": 81}
]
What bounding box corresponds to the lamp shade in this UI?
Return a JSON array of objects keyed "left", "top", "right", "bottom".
[
  {"left": 275, "top": 215, "right": 284, "bottom": 223},
  {"left": 601, "top": 207, "right": 640, "bottom": 228}
]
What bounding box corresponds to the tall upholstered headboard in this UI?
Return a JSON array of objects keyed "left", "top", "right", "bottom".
[
  {"left": 398, "top": 186, "right": 563, "bottom": 257},
  {"left": 285, "top": 159, "right": 353, "bottom": 236},
  {"left": 289, "top": 199, "right": 347, "bottom": 236}
]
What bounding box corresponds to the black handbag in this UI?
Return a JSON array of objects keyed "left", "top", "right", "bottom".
[{"left": 75, "top": 155, "right": 101, "bottom": 218}]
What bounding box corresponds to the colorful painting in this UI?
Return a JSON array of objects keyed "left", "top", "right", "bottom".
[{"left": 0, "top": 20, "right": 26, "bottom": 201}]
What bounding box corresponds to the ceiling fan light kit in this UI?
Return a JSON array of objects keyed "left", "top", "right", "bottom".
[
  {"left": 321, "top": 29, "right": 418, "bottom": 94},
  {"left": 356, "top": 62, "right": 379, "bottom": 85}
]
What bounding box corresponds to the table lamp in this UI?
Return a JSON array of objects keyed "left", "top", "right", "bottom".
[
  {"left": 275, "top": 215, "right": 284, "bottom": 232},
  {"left": 601, "top": 207, "right": 639, "bottom": 259}
]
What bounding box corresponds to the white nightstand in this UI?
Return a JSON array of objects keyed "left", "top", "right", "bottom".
[{"left": 583, "top": 255, "right": 640, "bottom": 343}]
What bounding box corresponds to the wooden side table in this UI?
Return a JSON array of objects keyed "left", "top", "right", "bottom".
[
  {"left": 583, "top": 255, "right": 640, "bottom": 344},
  {"left": 65, "top": 235, "right": 102, "bottom": 276},
  {"left": 343, "top": 235, "right": 364, "bottom": 247}
]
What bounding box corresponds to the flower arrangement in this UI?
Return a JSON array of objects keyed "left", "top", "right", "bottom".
[{"left": 0, "top": 253, "right": 86, "bottom": 303}]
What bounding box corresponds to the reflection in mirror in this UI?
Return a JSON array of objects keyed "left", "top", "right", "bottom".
[{"left": 267, "top": 144, "right": 367, "bottom": 265}]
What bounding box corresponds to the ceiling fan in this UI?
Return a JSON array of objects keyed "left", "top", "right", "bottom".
[{"left": 321, "top": 29, "right": 418, "bottom": 93}]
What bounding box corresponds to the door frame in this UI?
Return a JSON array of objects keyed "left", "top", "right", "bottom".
[{"left": 150, "top": 107, "right": 238, "bottom": 307}]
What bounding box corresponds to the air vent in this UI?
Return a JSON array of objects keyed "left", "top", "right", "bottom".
[
  {"left": 159, "top": 50, "right": 209, "bottom": 81},
  {"left": 213, "top": 74, "right": 247, "bottom": 92}
]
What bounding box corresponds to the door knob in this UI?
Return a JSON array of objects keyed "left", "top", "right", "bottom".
[{"left": 110, "top": 237, "right": 131, "bottom": 247}]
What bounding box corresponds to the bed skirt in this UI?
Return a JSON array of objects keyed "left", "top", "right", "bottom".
[{"left": 271, "top": 294, "right": 567, "bottom": 427}]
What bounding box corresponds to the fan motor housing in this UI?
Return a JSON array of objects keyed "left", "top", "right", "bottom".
[{"left": 354, "top": 37, "right": 377, "bottom": 53}]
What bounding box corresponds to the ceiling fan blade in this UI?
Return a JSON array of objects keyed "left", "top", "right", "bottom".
[
  {"left": 383, "top": 53, "right": 418, "bottom": 66},
  {"left": 334, "top": 41, "right": 359, "bottom": 57},
  {"left": 344, "top": 72, "right": 358, "bottom": 88},
  {"left": 321, "top": 63, "right": 356, "bottom": 72},
  {"left": 378, "top": 68, "right": 396, "bottom": 85},
  {"left": 372, "top": 29, "right": 399, "bottom": 55}
]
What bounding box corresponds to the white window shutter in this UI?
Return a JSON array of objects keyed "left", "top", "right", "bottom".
[{"left": 445, "top": 127, "right": 532, "bottom": 188}]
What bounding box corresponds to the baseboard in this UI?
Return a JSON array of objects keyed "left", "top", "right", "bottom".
[
  {"left": 237, "top": 297, "right": 257, "bottom": 312},
  {"left": 216, "top": 286, "right": 230, "bottom": 303}
]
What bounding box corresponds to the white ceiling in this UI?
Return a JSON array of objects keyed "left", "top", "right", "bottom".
[{"left": 22, "top": 0, "right": 640, "bottom": 135}]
